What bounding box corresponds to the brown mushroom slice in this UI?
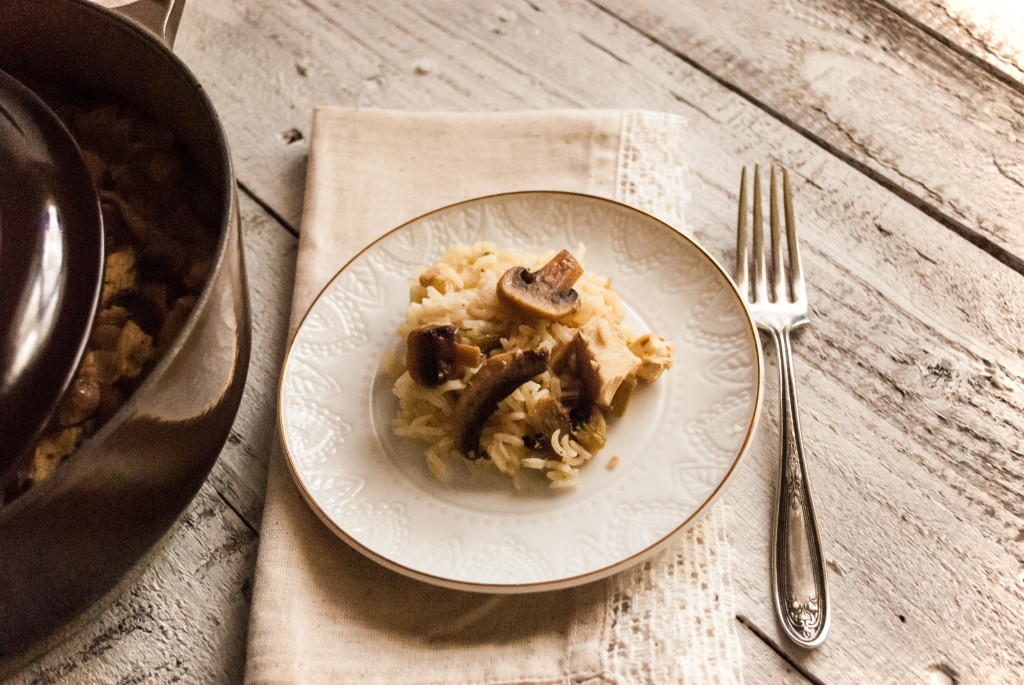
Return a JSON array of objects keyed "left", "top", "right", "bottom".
[
  {"left": 525, "top": 397, "right": 573, "bottom": 453},
  {"left": 406, "top": 324, "right": 482, "bottom": 387},
  {"left": 452, "top": 348, "right": 549, "bottom": 458},
  {"left": 496, "top": 249, "right": 584, "bottom": 319},
  {"left": 454, "top": 342, "right": 482, "bottom": 368},
  {"left": 406, "top": 324, "right": 458, "bottom": 387}
]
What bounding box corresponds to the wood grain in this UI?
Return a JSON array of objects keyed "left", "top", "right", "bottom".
[
  {"left": 0, "top": 482, "right": 255, "bottom": 684},
  {"left": 172, "top": 1, "right": 1024, "bottom": 679},
  {"left": 10, "top": 0, "right": 1024, "bottom": 681},
  {"left": 595, "top": 0, "right": 1024, "bottom": 271},
  {"left": 884, "top": 0, "right": 1024, "bottom": 85},
  {"left": 176, "top": 0, "right": 1024, "bottom": 680},
  {"left": 684, "top": 142, "right": 1024, "bottom": 681}
]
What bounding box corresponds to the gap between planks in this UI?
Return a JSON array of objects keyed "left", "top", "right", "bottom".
[
  {"left": 214, "top": 473, "right": 259, "bottom": 537},
  {"left": 736, "top": 615, "right": 827, "bottom": 685},
  {"left": 871, "top": 0, "right": 1024, "bottom": 94},
  {"left": 585, "top": 0, "right": 1024, "bottom": 278},
  {"left": 238, "top": 180, "right": 300, "bottom": 237}
]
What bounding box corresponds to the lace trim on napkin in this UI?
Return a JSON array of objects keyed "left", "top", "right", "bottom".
[{"left": 603, "top": 110, "right": 744, "bottom": 685}]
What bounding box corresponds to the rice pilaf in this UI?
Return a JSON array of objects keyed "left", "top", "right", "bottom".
[{"left": 391, "top": 242, "right": 672, "bottom": 489}]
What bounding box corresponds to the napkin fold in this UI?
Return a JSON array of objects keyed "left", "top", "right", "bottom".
[{"left": 245, "top": 109, "right": 744, "bottom": 685}]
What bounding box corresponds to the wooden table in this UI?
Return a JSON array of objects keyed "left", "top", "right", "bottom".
[{"left": 4, "top": 0, "right": 1023, "bottom": 682}]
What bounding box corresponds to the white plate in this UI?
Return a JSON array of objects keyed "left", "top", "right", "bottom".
[{"left": 279, "top": 191, "right": 762, "bottom": 592}]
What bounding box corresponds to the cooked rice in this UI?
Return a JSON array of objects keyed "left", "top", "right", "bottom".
[{"left": 391, "top": 242, "right": 628, "bottom": 489}]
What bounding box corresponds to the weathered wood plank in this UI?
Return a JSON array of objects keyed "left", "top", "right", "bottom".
[
  {"left": 0, "top": 482, "right": 255, "bottom": 684},
  {"left": 884, "top": 0, "right": 1024, "bottom": 85},
  {"left": 0, "top": 195, "right": 296, "bottom": 684},
  {"left": 735, "top": 618, "right": 814, "bottom": 684},
  {"left": 595, "top": 0, "right": 1024, "bottom": 269},
  {"left": 204, "top": 191, "right": 298, "bottom": 532},
  {"left": 689, "top": 149, "right": 1024, "bottom": 681},
  {"left": 165, "top": 0, "right": 1024, "bottom": 681},
  {"left": 15, "top": 0, "right": 1024, "bottom": 681}
]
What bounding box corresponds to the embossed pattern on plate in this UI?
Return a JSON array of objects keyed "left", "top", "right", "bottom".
[{"left": 279, "top": 191, "right": 763, "bottom": 592}]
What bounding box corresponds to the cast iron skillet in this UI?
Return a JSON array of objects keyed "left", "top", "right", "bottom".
[{"left": 0, "top": 0, "right": 250, "bottom": 654}]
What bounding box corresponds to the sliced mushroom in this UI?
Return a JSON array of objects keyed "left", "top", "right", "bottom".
[
  {"left": 452, "top": 348, "right": 549, "bottom": 458},
  {"left": 405, "top": 324, "right": 482, "bottom": 387},
  {"left": 496, "top": 249, "right": 584, "bottom": 319},
  {"left": 522, "top": 397, "right": 573, "bottom": 452},
  {"left": 454, "top": 343, "right": 481, "bottom": 368},
  {"left": 551, "top": 336, "right": 596, "bottom": 424},
  {"left": 417, "top": 262, "right": 463, "bottom": 294},
  {"left": 534, "top": 397, "right": 572, "bottom": 438}
]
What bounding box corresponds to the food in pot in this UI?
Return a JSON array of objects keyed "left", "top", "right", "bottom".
[
  {"left": 1, "top": 94, "right": 217, "bottom": 504},
  {"left": 391, "top": 242, "right": 673, "bottom": 489}
]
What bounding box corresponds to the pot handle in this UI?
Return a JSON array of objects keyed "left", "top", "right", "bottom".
[{"left": 109, "top": 0, "right": 186, "bottom": 49}]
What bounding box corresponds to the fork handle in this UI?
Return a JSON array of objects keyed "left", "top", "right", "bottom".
[{"left": 768, "top": 326, "right": 830, "bottom": 648}]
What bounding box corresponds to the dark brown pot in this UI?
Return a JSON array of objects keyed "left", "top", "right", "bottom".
[{"left": 0, "top": 0, "right": 250, "bottom": 654}]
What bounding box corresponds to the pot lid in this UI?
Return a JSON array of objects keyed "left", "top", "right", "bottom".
[{"left": 0, "top": 68, "right": 104, "bottom": 479}]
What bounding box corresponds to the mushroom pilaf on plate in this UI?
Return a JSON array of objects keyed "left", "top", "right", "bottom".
[{"left": 391, "top": 242, "right": 673, "bottom": 489}]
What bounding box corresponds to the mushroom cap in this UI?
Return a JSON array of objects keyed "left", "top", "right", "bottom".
[
  {"left": 495, "top": 250, "right": 584, "bottom": 320},
  {"left": 452, "top": 348, "right": 549, "bottom": 457},
  {"left": 497, "top": 267, "right": 580, "bottom": 319},
  {"left": 406, "top": 324, "right": 458, "bottom": 387}
]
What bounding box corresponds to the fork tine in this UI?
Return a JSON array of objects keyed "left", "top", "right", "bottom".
[
  {"left": 752, "top": 165, "right": 768, "bottom": 303},
  {"left": 782, "top": 167, "right": 806, "bottom": 302},
  {"left": 769, "top": 166, "right": 786, "bottom": 303},
  {"left": 735, "top": 167, "right": 749, "bottom": 298}
]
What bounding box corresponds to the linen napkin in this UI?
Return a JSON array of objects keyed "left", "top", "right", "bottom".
[{"left": 245, "top": 109, "right": 745, "bottom": 685}]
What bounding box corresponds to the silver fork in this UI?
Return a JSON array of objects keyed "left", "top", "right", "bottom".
[{"left": 736, "top": 165, "right": 830, "bottom": 648}]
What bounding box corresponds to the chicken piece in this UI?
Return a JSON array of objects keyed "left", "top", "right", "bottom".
[
  {"left": 31, "top": 426, "right": 85, "bottom": 483},
  {"left": 95, "top": 305, "right": 130, "bottom": 328},
  {"left": 91, "top": 324, "right": 122, "bottom": 351},
  {"left": 82, "top": 349, "right": 124, "bottom": 385},
  {"left": 629, "top": 333, "right": 675, "bottom": 383},
  {"left": 554, "top": 314, "right": 641, "bottom": 411},
  {"left": 184, "top": 258, "right": 212, "bottom": 291},
  {"left": 417, "top": 262, "right": 464, "bottom": 294},
  {"left": 68, "top": 104, "right": 130, "bottom": 163},
  {"left": 117, "top": 320, "right": 154, "bottom": 379},
  {"left": 80, "top": 148, "right": 109, "bottom": 188},
  {"left": 95, "top": 385, "right": 126, "bottom": 424},
  {"left": 105, "top": 192, "right": 183, "bottom": 271},
  {"left": 138, "top": 281, "right": 169, "bottom": 329},
  {"left": 102, "top": 247, "right": 137, "bottom": 305}
]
